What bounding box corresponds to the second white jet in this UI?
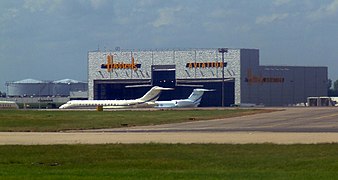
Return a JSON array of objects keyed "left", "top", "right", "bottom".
[{"left": 155, "top": 89, "right": 214, "bottom": 108}]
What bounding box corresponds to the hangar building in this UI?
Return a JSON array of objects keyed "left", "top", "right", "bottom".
[{"left": 88, "top": 48, "right": 328, "bottom": 106}]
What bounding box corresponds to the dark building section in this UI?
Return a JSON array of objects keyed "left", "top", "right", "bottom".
[
  {"left": 94, "top": 79, "right": 151, "bottom": 100},
  {"left": 94, "top": 63, "right": 235, "bottom": 107},
  {"left": 151, "top": 65, "right": 176, "bottom": 88},
  {"left": 94, "top": 78, "right": 234, "bottom": 107}
]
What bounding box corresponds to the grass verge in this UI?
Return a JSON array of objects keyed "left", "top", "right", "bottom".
[
  {"left": 0, "top": 109, "right": 274, "bottom": 132},
  {"left": 0, "top": 144, "right": 338, "bottom": 179}
]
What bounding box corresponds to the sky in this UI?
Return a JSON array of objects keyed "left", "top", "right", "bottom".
[{"left": 1, "top": 0, "right": 338, "bottom": 92}]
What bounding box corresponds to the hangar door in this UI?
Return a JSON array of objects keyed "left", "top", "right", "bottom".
[{"left": 151, "top": 65, "right": 176, "bottom": 88}]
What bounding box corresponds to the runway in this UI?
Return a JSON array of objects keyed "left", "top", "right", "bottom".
[
  {"left": 2, "top": 107, "right": 338, "bottom": 145},
  {"left": 86, "top": 107, "right": 338, "bottom": 133}
]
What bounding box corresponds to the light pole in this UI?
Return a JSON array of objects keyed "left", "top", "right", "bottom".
[
  {"left": 218, "top": 48, "right": 228, "bottom": 107},
  {"left": 38, "top": 83, "right": 41, "bottom": 109}
]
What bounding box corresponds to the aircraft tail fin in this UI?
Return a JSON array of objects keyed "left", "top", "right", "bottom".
[
  {"left": 188, "top": 89, "right": 215, "bottom": 107},
  {"left": 138, "top": 86, "right": 173, "bottom": 102}
]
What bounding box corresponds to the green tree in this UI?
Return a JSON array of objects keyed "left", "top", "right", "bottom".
[
  {"left": 328, "top": 79, "right": 338, "bottom": 96},
  {"left": 328, "top": 79, "right": 332, "bottom": 90},
  {"left": 0, "top": 91, "right": 6, "bottom": 97},
  {"left": 334, "top": 80, "right": 338, "bottom": 92},
  {"left": 328, "top": 79, "right": 334, "bottom": 96}
]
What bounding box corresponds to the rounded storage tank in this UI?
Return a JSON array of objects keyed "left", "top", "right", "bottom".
[
  {"left": 6, "top": 79, "right": 53, "bottom": 97},
  {"left": 53, "top": 79, "right": 88, "bottom": 97}
]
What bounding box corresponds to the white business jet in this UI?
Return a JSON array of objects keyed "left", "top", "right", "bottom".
[
  {"left": 155, "top": 89, "right": 214, "bottom": 108},
  {"left": 59, "top": 86, "right": 172, "bottom": 109}
]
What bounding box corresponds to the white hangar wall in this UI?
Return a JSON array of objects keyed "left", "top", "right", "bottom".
[{"left": 88, "top": 49, "right": 242, "bottom": 102}]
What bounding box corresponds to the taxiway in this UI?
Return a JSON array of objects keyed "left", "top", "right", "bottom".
[{"left": 2, "top": 107, "right": 338, "bottom": 145}]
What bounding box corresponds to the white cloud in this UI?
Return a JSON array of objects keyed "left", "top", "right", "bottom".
[
  {"left": 308, "top": 0, "right": 338, "bottom": 20},
  {"left": 23, "top": 0, "right": 49, "bottom": 12},
  {"left": 137, "top": 0, "right": 156, "bottom": 7},
  {"left": 236, "top": 24, "right": 252, "bottom": 32},
  {"left": 1, "top": 8, "right": 18, "bottom": 20},
  {"left": 209, "top": 9, "right": 234, "bottom": 19},
  {"left": 202, "top": 21, "right": 224, "bottom": 32},
  {"left": 0, "top": 8, "right": 19, "bottom": 29},
  {"left": 23, "top": 0, "right": 64, "bottom": 13},
  {"left": 273, "top": 0, "right": 291, "bottom": 6},
  {"left": 152, "top": 6, "right": 182, "bottom": 28},
  {"left": 256, "top": 13, "right": 289, "bottom": 24},
  {"left": 326, "top": 0, "right": 338, "bottom": 13},
  {"left": 90, "top": 0, "right": 107, "bottom": 10}
]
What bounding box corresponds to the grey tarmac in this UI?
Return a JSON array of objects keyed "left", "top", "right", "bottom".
[
  {"left": 1, "top": 107, "right": 338, "bottom": 145},
  {"left": 87, "top": 107, "right": 338, "bottom": 133}
]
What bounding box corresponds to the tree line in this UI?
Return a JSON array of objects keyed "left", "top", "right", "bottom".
[
  {"left": 0, "top": 91, "right": 6, "bottom": 97},
  {"left": 328, "top": 79, "right": 338, "bottom": 96}
]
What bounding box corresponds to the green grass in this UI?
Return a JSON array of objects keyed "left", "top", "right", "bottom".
[
  {"left": 0, "top": 109, "right": 274, "bottom": 132},
  {"left": 0, "top": 144, "right": 338, "bottom": 179}
]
